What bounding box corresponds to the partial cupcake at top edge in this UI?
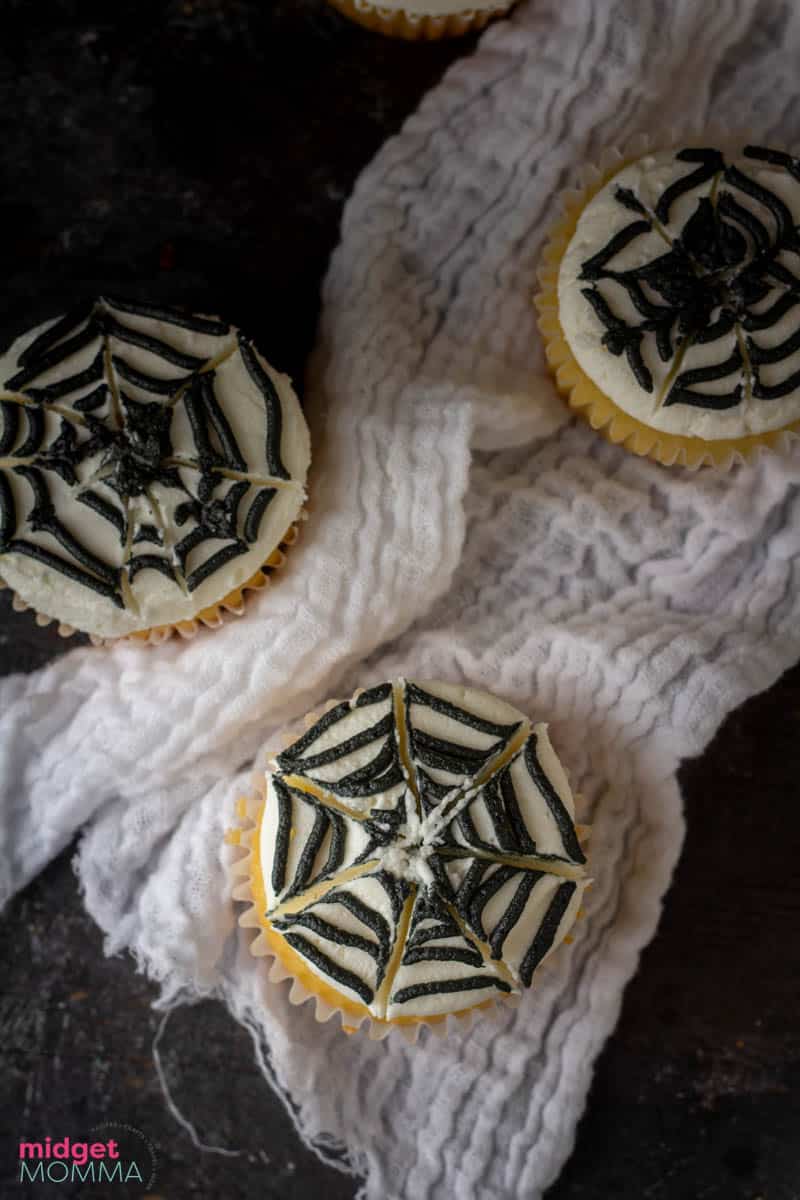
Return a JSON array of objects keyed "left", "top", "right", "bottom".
[
  {"left": 536, "top": 141, "right": 800, "bottom": 468},
  {"left": 0, "top": 297, "right": 310, "bottom": 642},
  {"left": 325, "top": 0, "right": 518, "bottom": 40},
  {"left": 230, "top": 679, "right": 590, "bottom": 1037}
]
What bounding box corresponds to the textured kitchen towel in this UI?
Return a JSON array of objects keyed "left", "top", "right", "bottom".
[{"left": 4, "top": 1, "right": 800, "bottom": 1196}]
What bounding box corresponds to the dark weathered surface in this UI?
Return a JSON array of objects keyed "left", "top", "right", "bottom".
[{"left": 1, "top": 2, "right": 799, "bottom": 1198}]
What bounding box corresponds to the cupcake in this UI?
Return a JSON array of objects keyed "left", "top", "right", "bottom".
[
  {"left": 325, "top": 0, "right": 517, "bottom": 40},
  {"left": 230, "top": 679, "right": 589, "bottom": 1038},
  {"left": 0, "top": 297, "right": 310, "bottom": 642},
  {"left": 536, "top": 142, "right": 800, "bottom": 467}
]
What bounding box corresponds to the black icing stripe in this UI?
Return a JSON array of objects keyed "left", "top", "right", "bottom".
[
  {"left": 0, "top": 402, "right": 20, "bottom": 457},
  {"left": 77, "top": 489, "right": 127, "bottom": 544},
  {"left": 309, "top": 741, "right": 405, "bottom": 800},
  {"left": 655, "top": 148, "right": 723, "bottom": 223},
  {"left": 457, "top": 773, "right": 518, "bottom": 856},
  {"left": 747, "top": 324, "right": 800, "bottom": 365},
  {"left": 318, "top": 808, "right": 346, "bottom": 881},
  {"left": 243, "top": 486, "right": 276, "bottom": 545},
  {"left": 270, "top": 778, "right": 292, "bottom": 897},
  {"left": 664, "top": 385, "right": 743, "bottom": 410},
  {"left": 401, "top": 944, "right": 484, "bottom": 969},
  {"left": 452, "top": 802, "right": 492, "bottom": 853},
  {"left": 613, "top": 186, "right": 649, "bottom": 216},
  {"left": 362, "top": 804, "right": 406, "bottom": 847},
  {"left": 488, "top": 872, "right": 538, "bottom": 961},
  {"left": 580, "top": 286, "right": 654, "bottom": 393},
  {"left": 406, "top": 682, "right": 524, "bottom": 742},
  {"left": 371, "top": 870, "right": 411, "bottom": 927},
  {"left": 753, "top": 366, "right": 800, "bottom": 400},
  {"left": 5, "top": 539, "right": 122, "bottom": 604},
  {"left": 16, "top": 300, "right": 94, "bottom": 368},
  {"left": 391, "top": 975, "right": 511, "bottom": 1005},
  {"left": 322, "top": 889, "right": 392, "bottom": 954},
  {"left": 36, "top": 420, "right": 84, "bottom": 486},
  {"left": 406, "top": 919, "right": 459, "bottom": 949},
  {"left": 237, "top": 336, "right": 289, "bottom": 480},
  {"left": 518, "top": 882, "right": 577, "bottom": 988},
  {"left": 763, "top": 259, "right": 800, "bottom": 291},
  {"left": 184, "top": 540, "right": 248, "bottom": 592},
  {"left": 725, "top": 163, "right": 794, "bottom": 242},
  {"left": 276, "top": 699, "right": 353, "bottom": 765},
  {"left": 282, "top": 931, "right": 374, "bottom": 1006},
  {"left": 133, "top": 523, "right": 163, "bottom": 546},
  {"left": 274, "top": 912, "right": 383, "bottom": 963},
  {"left": 597, "top": 270, "right": 671, "bottom": 326},
  {"left": 182, "top": 378, "right": 216, "bottom": 464},
  {"left": 716, "top": 192, "right": 772, "bottom": 255},
  {"left": 501, "top": 763, "right": 538, "bottom": 855},
  {"left": 523, "top": 734, "right": 586, "bottom": 864},
  {"left": 198, "top": 371, "right": 247, "bottom": 472},
  {"left": 287, "top": 806, "right": 329, "bottom": 899},
  {"left": 112, "top": 356, "right": 183, "bottom": 396},
  {"left": 103, "top": 296, "right": 232, "bottom": 338},
  {"left": 357, "top": 683, "right": 393, "bottom": 707},
  {"left": 451, "top": 858, "right": 492, "bottom": 919},
  {"left": 103, "top": 316, "right": 209, "bottom": 372},
  {"left": 24, "top": 347, "right": 105, "bottom": 403},
  {"left": 578, "top": 220, "right": 653, "bottom": 282},
  {"left": 744, "top": 144, "right": 800, "bottom": 182},
  {"left": 465, "top": 865, "right": 518, "bottom": 941},
  {"left": 411, "top": 729, "right": 498, "bottom": 775},
  {"left": 15, "top": 465, "right": 119, "bottom": 585},
  {"left": 73, "top": 384, "right": 109, "bottom": 413},
  {"left": 126, "top": 554, "right": 177, "bottom": 583},
  {"left": 280, "top": 712, "right": 395, "bottom": 773},
  {"left": 419, "top": 775, "right": 456, "bottom": 816},
  {"left": 655, "top": 316, "right": 675, "bottom": 364},
  {"left": 666, "top": 345, "right": 743, "bottom": 391},
  {"left": 743, "top": 291, "right": 800, "bottom": 331},
  {"left": 6, "top": 322, "right": 99, "bottom": 392},
  {"left": 0, "top": 471, "right": 16, "bottom": 548},
  {"left": 694, "top": 310, "right": 737, "bottom": 345}
]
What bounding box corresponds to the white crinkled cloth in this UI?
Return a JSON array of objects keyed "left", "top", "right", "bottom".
[{"left": 3, "top": 0, "right": 800, "bottom": 1195}]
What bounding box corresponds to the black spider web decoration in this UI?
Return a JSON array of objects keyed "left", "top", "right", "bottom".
[
  {"left": 0, "top": 298, "right": 295, "bottom": 610},
  {"left": 578, "top": 145, "right": 800, "bottom": 411}
]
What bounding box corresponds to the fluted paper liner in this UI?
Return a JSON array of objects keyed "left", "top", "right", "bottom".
[
  {"left": 0, "top": 514, "right": 305, "bottom": 647},
  {"left": 325, "top": 0, "right": 516, "bottom": 40},
  {"left": 534, "top": 131, "right": 800, "bottom": 470},
  {"left": 227, "top": 687, "right": 591, "bottom": 1042}
]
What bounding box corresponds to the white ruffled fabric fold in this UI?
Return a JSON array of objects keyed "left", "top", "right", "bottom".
[{"left": 3, "top": 1, "right": 800, "bottom": 1196}]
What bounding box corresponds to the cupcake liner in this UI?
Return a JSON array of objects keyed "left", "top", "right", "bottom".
[
  {"left": 227, "top": 687, "right": 591, "bottom": 1042},
  {"left": 0, "top": 513, "right": 305, "bottom": 648},
  {"left": 325, "top": 0, "right": 516, "bottom": 40},
  {"left": 534, "top": 130, "right": 800, "bottom": 470}
]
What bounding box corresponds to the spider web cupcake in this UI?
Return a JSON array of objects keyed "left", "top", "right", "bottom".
[
  {"left": 536, "top": 140, "right": 800, "bottom": 467},
  {"left": 230, "top": 679, "right": 590, "bottom": 1039},
  {"left": 0, "top": 297, "right": 310, "bottom": 641}
]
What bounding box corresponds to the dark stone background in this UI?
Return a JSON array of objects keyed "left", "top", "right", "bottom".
[{"left": 1, "top": 2, "right": 799, "bottom": 1198}]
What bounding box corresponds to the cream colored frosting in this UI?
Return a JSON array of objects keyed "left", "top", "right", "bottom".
[
  {"left": 558, "top": 145, "right": 800, "bottom": 440},
  {"left": 0, "top": 298, "right": 310, "bottom": 637},
  {"left": 257, "top": 680, "right": 588, "bottom": 1022}
]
